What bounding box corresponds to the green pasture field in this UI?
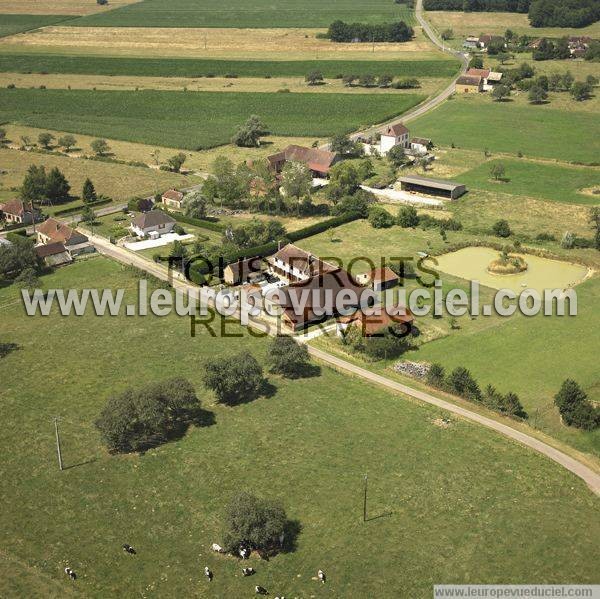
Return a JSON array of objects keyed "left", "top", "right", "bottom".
[
  {"left": 460, "top": 159, "right": 600, "bottom": 206},
  {"left": 412, "top": 96, "right": 600, "bottom": 164},
  {"left": 0, "top": 14, "right": 73, "bottom": 38},
  {"left": 0, "top": 53, "right": 460, "bottom": 79},
  {"left": 0, "top": 257, "right": 598, "bottom": 597},
  {"left": 0, "top": 88, "right": 425, "bottom": 150},
  {"left": 71, "top": 0, "right": 415, "bottom": 28}
]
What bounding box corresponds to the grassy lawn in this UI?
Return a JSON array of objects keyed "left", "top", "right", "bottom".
[
  {"left": 0, "top": 257, "right": 599, "bottom": 597},
  {"left": 0, "top": 14, "right": 73, "bottom": 38},
  {"left": 411, "top": 95, "right": 600, "bottom": 164},
  {"left": 0, "top": 148, "right": 196, "bottom": 202},
  {"left": 459, "top": 159, "right": 600, "bottom": 206},
  {"left": 0, "top": 88, "right": 425, "bottom": 150},
  {"left": 0, "top": 53, "right": 460, "bottom": 79},
  {"left": 71, "top": 0, "right": 415, "bottom": 28}
]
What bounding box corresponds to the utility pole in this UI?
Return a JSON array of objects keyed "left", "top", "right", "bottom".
[
  {"left": 363, "top": 474, "right": 368, "bottom": 522},
  {"left": 54, "top": 417, "right": 63, "bottom": 471}
]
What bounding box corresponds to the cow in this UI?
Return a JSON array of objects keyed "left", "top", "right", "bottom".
[
  {"left": 64, "top": 567, "right": 76, "bottom": 580},
  {"left": 242, "top": 567, "right": 255, "bottom": 576},
  {"left": 255, "top": 585, "right": 268, "bottom": 595},
  {"left": 204, "top": 566, "right": 213, "bottom": 582},
  {"left": 318, "top": 569, "right": 326, "bottom": 583},
  {"left": 122, "top": 544, "right": 136, "bottom": 555},
  {"left": 211, "top": 543, "right": 224, "bottom": 553}
]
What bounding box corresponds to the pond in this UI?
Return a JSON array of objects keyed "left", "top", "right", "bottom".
[{"left": 426, "top": 247, "right": 590, "bottom": 294}]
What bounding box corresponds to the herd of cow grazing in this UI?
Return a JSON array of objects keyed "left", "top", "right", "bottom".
[{"left": 63, "top": 541, "right": 327, "bottom": 596}]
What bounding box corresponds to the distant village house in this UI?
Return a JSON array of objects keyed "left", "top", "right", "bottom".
[
  {"left": 0, "top": 199, "right": 41, "bottom": 225},
  {"left": 37, "top": 218, "right": 93, "bottom": 256},
  {"left": 161, "top": 189, "right": 185, "bottom": 210},
  {"left": 267, "top": 145, "right": 340, "bottom": 178}
]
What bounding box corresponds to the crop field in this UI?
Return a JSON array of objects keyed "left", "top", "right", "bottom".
[
  {"left": 0, "top": 14, "right": 73, "bottom": 38},
  {"left": 71, "top": 0, "right": 416, "bottom": 29},
  {"left": 0, "top": 0, "right": 139, "bottom": 16},
  {"left": 0, "top": 52, "right": 460, "bottom": 79},
  {"left": 0, "top": 258, "right": 599, "bottom": 596},
  {"left": 460, "top": 160, "right": 600, "bottom": 206},
  {"left": 0, "top": 88, "right": 425, "bottom": 150},
  {"left": 411, "top": 96, "right": 600, "bottom": 164},
  {"left": 0, "top": 148, "right": 195, "bottom": 202},
  {"left": 0, "top": 26, "right": 439, "bottom": 60}
]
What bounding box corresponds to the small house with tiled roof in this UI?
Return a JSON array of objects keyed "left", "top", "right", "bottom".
[
  {"left": 37, "top": 218, "right": 92, "bottom": 256},
  {"left": 129, "top": 210, "right": 176, "bottom": 238},
  {"left": 0, "top": 199, "right": 41, "bottom": 225},
  {"left": 161, "top": 189, "right": 185, "bottom": 210}
]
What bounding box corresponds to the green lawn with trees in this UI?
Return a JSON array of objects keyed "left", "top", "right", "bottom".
[
  {"left": 71, "top": 0, "right": 416, "bottom": 28},
  {"left": 0, "top": 88, "right": 424, "bottom": 150},
  {"left": 0, "top": 53, "right": 460, "bottom": 79},
  {"left": 411, "top": 97, "right": 600, "bottom": 163},
  {"left": 460, "top": 159, "right": 600, "bottom": 206},
  {"left": 0, "top": 257, "right": 599, "bottom": 596}
]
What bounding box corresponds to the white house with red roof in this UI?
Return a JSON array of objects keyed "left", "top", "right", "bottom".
[{"left": 379, "top": 123, "right": 410, "bottom": 155}]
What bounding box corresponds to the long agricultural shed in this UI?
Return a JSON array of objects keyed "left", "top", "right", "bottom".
[{"left": 399, "top": 174, "right": 467, "bottom": 200}]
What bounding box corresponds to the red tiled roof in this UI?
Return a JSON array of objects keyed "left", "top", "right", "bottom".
[
  {"left": 271, "top": 243, "right": 337, "bottom": 277},
  {"left": 35, "top": 241, "right": 68, "bottom": 258},
  {"left": 466, "top": 68, "right": 490, "bottom": 78},
  {"left": 0, "top": 199, "right": 26, "bottom": 216},
  {"left": 339, "top": 305, "right": 414, "bottom": 336},
  {"left": 382, "top": 123, "right": 409, "bottom": 137},
  {"left": 371, "top": 266, "right": 398, "bottom": 284},
  {"left": 267, "top": 145, "right": 338, "bottom": 174},
  {"left": 162, "top": 189, "right": 184, "bottom": 202},
  {"left": 37, "top": 218, "right": 88, "bottom": 245},
  {"left": 456, "top": 75, "right": 482, "bottom": 86}
]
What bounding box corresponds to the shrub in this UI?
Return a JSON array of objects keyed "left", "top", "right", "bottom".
[
  {"left": 221, "top": 491, "right": 287, "bottom": 554},
  {"left": 95, "top": 378, "right": 202, "bottom": 453},
  {"left": 203, "top": 352, "right": 265, "bottom": 405},
  {"left": 448, "top": 367, "right": 482, "bottom": 401},
  {"left": 427, "top": 362, "right": 445, "bottom": 387},
  {"left": 397, "top": 205, "right": 419, "bottom": 228},
  {"left": 268, "top": 336, "right": 311, "bottom": 378},
  {"left": 368, "top": 206, "right": 395, "bottom": 228},
  {"left": 554, "top": 379, "right": 599, "bottom": 430},
  {"left": 492, "top": 219, "right": 512, "bottom": 238}
]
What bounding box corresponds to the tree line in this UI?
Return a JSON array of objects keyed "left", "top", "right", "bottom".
[{"left": 326, "top": 20, "right": 414, "bottom": 43}]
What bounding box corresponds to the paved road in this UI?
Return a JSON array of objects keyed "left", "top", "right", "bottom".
[
  {"left": 84, "top": 230, "right": 600, "bottom": 496},
  {"left": 349, "top": 0, "right": 469, "bottom": 142}
]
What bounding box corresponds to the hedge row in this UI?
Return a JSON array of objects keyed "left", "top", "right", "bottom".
[
  {"left": 53, "top": 197, "right": 112, "bottom": 217},
  {"left": 167, "top": 211, "right": 226, "bottom": 233},
  {"left": 230, "top": 211, "right": 362, "bottom": 262}
]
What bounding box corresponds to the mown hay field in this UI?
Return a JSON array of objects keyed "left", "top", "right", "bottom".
[
  {"left": 71, "top": 0, "right": 416, "bottom": 28},
  {"left": 0, "top": 26, "right": 439, "bottom": 60},
  {"left": 427, "top": 10, "right": 600, "bottom": 43},
  {"left": 0, "top": 148, "right": 196, "bottom": 202},
  {"left": 0, "top": 258, "right": 599, "bottom": 597},
  {"left": 0, "top": 52, "right": 460, "bottom": 79},
  {"left": 0, "top": 88, "right": 425, "bottom": 149}
]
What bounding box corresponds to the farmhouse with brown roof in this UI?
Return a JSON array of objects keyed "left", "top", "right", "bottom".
[
  {"left": 267, "top": 145, "right": 339, "bottom": 178},
  {"left": 268, "top": 243, "right": 337, "bottom": 283},
  {"left": 37, "top": 218, "right": 92, "bottom": 255},
  {"left": 380, "top": 123, "right": 410, "bottom": 154},
  {"left": 0, "top": 199, "right": 41, "bottom": 225}
]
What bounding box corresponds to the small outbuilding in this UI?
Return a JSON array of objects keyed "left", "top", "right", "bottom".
[
  {"left": 370, "top": 267, "right": 399, "bottom": 292},
  {"left": 399, "top": 175, "right": 467, "bottom": 200},
  {"left": 35, "top": 241, "right": 73, "bottom": 267},
  {"left": 455, "top": 75, "right": 483, "bottom": 93},
  {"left": 161, "top": 189, "right": 185, "bottom": 210}
]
